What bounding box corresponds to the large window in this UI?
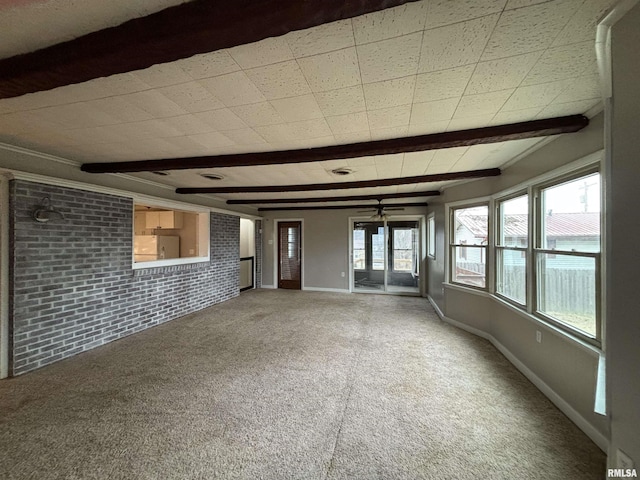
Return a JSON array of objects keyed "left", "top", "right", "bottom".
[
  {"left": 133, "top": 203, "right": 210, "bottom": 267},
  {"left": 535, "top": 171, "right": 600, "bottom": 340},
  {"left": 450, "top": 205, "right": 488, "bottom": 288},
  {"left": 447, "top": 166, "right": 602, "bottom": 346},
  {"left": 496, "top": 194, "right": 528, "bottom": 305}
]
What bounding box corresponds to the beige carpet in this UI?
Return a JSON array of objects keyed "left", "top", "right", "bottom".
[{"left": 0, "top": 289, "right": 605, "bottom": 479}]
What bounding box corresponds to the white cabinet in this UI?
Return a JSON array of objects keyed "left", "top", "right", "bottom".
[{"left": 145, "top": 210, "right": 183, "bottom": 229}]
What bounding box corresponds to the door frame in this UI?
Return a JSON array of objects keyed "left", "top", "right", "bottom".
[
  {"left": 348, "top": 214, "right": 425, "bottom": 296},
  {"left": 273, "top": 218, "right": 304, "bottom": 290}
]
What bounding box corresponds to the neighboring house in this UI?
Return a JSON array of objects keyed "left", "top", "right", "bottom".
[{"left": 455, "top": 211, "right": 600, "bottom": 270}]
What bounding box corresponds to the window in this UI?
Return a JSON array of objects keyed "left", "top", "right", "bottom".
[
  {"left": 427, "top": 215, "right": 435, "bottom": 258},
  {"left": 496, "top": 194, "right": 528, "bottom": 305},
  {"left": 353, "top": 228, "right": 366, "bottom": 270},
  {"left": 450, "top": 205, "right": 488, "bottom": 288},
  {"left": 133, "top": 203, "right": 210, "bottom": 267},
  {"left": 535, "top": 171, "right": 600, "bottom": 340},
  {"left": 448, "top": 164, "right": 602, "bottom": 346},
  {"left": 372, "top": 226, "right": 385, "bottom": 270},
  {"left": 392, "top": 227, "right": 415, "bottom": 272}
]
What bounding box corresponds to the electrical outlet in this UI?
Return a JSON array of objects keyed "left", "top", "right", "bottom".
[
  {"left": 617, "top": 449, "right": 635, "bottom": 470},
  {"left": 341, "top": 272, "right": 345, "bottom": 277},
  {"left": 536, "top": 331, "right": 542, "bottom": 343}
]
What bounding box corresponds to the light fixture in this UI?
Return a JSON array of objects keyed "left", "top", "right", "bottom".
[
  {"left": 200, "top": 173, "right": 224, "bottom": 181},
  {"left": 32, "top": 196, "right": 65, "bottom": 223},
  {"left": 330, "top": 168, "right": 353, "bottom": 176}
]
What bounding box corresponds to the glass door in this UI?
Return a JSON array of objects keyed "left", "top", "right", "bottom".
[
  {"left": 351, "top": 218, "right": 421, "bottom": 294},
  {"left": 353, "top": 221, "right": 385, "bottom": 291},
  {"left": 386, "top": 220, "right": 420, "bottom": 294}
]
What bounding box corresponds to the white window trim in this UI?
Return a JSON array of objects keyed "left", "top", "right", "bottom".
[
  {"left": 447, "top": 200, "right": 491, "bottom": 291},
  {"left": 445, "top": 152, "right": 604, "bottom": 349}
]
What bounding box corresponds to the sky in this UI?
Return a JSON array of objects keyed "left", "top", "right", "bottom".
[{"left": 503, "top": 172, "right": 600, "bottom": 214}]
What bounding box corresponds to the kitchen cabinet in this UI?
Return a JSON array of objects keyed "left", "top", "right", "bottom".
[{"left": 145, "top": 210, "right": 183, "bottom": 229}]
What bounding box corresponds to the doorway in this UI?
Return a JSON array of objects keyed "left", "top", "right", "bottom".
[
  {"left": 278, "top": 221, "right": 302, "bottom": 290},
  {"left": 239, "top": 218, "right": 255, "bottom": 292},
  {"left": 351, "top": 217, "right": 421, "bottom": 294}
]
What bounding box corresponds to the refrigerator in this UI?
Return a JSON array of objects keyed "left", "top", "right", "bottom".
[{"left": 134, "top": 235, "right": 180, "bottom": 262}]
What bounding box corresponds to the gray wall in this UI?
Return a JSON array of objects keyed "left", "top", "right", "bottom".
[
  {"left": 261, "top": 207, "right": 427, "bottom": 290},
  {"left": 424, "top": 112, "right": 608, "bottom": 444},
  {"left": 608, "top": 2, "right": 640, "bottom": 467},
  {"left": 427, "top": 204, "right": 446, "bottom": 310},
  {"left": 9, "top": 180, "right": 239, "bottom": 375}
]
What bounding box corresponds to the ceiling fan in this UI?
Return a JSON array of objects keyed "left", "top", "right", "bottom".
[{"left": 358, "top": 201, "right": 405, "bottom": 221}]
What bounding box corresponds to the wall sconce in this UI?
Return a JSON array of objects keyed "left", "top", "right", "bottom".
[{"left": 32, "top": 196, "right": 65, "bottom": 223}]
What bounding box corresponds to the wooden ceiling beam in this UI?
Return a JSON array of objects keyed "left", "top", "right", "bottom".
[
  {"left": 176, "top": 168, "right": 500, "bottom": 194},
  {"left": 81, "top": 115, "right": 588, "bottom": 174},
  {"left": 258, "top": 202, "right": 429, "bottom": 212},
  {"left": 0, "top": 0, "right": 416, "bottom": 99},
  {"left": 225, "top": 191, "right": 441, "bottom": 205}
]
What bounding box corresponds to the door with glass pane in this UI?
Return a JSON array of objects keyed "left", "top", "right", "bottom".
[
  {"left": 386, "top": 220, "right": 420, "bottom": 294},
  {"left": 352, "top": 219, "right": 420, "bottom": 294},
  {"left": 278, "top": 221, "right": 301, "bottom": 289},
  {"left": 353, "top": 221, "right": 385, "bottom": 291}
]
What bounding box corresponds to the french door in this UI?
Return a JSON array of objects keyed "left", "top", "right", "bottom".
[
  {"left": 278, "top": 221, "right": 302, "bottom": 289},
  {"left": 351, "top": 218, "right": 420, "bottom": 294}
]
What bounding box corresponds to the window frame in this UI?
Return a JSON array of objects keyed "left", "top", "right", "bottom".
[
  {"left": 532, "top": 167, "right": 602, "bottom": 346},
  {"left": 445, "top": 154, "right": 604, "bottom": 349},
  {"left": 495, "top": 191, "right": 529, "bottom": 307},
  {"left": 132, "top": 201, "right": 211, "bottom": 270},
  {"left": 449, "top": 202, "right": 490, "bottom": 290}
]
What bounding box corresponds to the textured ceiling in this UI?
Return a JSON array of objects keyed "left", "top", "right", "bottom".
[{"left": 0, "top": 0, "right": 612, "bottom": 208}]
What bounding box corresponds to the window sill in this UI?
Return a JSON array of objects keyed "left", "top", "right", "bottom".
[{"left": 131, "top": 256, "right": 211, "bottom": 270}]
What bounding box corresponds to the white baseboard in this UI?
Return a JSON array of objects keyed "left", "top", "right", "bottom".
[
  {"left": 260, "top": 284, "right": 276, "bottom": 289},
  {"left": 426, "top": 295, "right": 609, "bottom": 453}
]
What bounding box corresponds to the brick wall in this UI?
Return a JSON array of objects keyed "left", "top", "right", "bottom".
[{"left": 9, "top": 180, "right": 240, "bottom": 376}]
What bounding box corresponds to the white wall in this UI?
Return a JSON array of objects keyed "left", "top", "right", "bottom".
[{"left": 608, "top": 1, "right": 640, "bottom": 468}]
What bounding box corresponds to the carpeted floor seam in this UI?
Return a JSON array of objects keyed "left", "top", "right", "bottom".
[{"left": 322, "top": 303, "right": 371, "bottom": 480}]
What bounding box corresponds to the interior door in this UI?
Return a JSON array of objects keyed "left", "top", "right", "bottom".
[{"left": 278, "top": 221, "right": 301, "bottom": 289}]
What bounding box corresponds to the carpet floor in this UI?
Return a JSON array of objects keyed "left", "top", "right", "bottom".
[{"left": 0, "top": 289, "right": 605, "bottom": 479}]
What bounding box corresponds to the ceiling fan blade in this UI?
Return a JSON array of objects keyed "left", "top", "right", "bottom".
[
  {"left": 358, "top": 209, "right": 376, "bottom": 213},
  {"left": 384, "top": 207, "right": 405, "bottom": 211}
]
